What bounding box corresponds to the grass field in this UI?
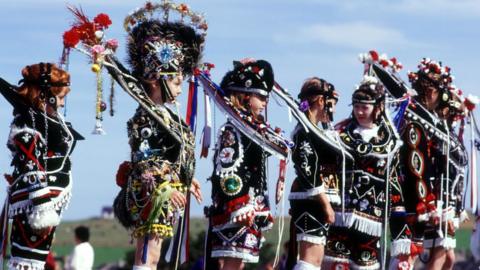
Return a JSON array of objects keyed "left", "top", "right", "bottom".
[{"left": 51, "top": 216, "right": 475, "bottom": 268}]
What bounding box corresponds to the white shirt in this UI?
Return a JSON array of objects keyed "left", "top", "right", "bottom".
[
  {"left": 353, "top": 124, "right": 379, "bottom": 142},
  {"left": 66, "top": 242, "right": 94, "bottom": 270}
]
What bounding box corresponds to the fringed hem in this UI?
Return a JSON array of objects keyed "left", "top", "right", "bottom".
[
  {"left": 334, "top": 211, "right": 382, "bottom": 237},
  {"left": 133, "top": 224, "right": 174, "bottom": 239},
  {"left": 288, "top": 185, "right": 325, "bottom": 200},
  {"left": 297, "top": 233, "right": 326, "bottom": 245},
  {"left": 423, "top": 236, "right": 456, "bottom": 249},
  {"left": 326, "top": 193, "right": 341, "bottom": 205},
  {"left": 8, "top": 257, "right": 45, "bottom": 270},
  {"left": 391, "top": 239, "right": 411, "bottom": 256},
  {"left": 9, "top": 187, "right": 72, "bottom": 218},
  {"left": 27, "top": 208, "right": 60, "bottom": 229},
  {"left": 10, "top": 191, "right": 71, "bottom": 229},
  {"left": 211, "top": 250, "right": 259, "bottom": 263}
]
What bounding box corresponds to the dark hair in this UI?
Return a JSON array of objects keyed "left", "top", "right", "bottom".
[
  {"left": 351, "top": 82, "right": 385, "bottom": 123},
  {"left": 75, "top": 226, "right": 90, "bottom": 242},
  {"left": 298, "top": 77, "right": 335, "bottom": 101}
]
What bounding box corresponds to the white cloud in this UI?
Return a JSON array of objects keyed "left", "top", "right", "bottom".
[
  {"left": 274, "top": 21, "right": 425, "bottom": 50},
  {"left": 327, "top": 0, "right": 480, "bottom": 18}
]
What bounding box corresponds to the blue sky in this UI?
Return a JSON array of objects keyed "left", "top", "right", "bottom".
[{"left": 1, "top": 0, "right": 479, "bottom": 220}]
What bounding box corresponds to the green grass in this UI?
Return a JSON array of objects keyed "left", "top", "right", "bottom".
[{"left": 50, "top": 217, "right": 474, "bottom": 268}]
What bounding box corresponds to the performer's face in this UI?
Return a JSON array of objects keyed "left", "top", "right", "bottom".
[
  {"left": 353, "top": 103, "right": 375, "bottom": 128},
  {"left": 425, "top": 86, "right": 439, "bottom": 110},
  {"left": 249, "top": 94, "right": 268, "bottom": 117},
  {"left": 166, "top": 73, "right": 184, "bottom": 102}
]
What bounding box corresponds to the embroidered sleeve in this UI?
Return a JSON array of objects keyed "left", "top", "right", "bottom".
[
  {"left": 8, "top": 126, "right": 47, "bottom": 177},
  {"left": 291, "top": 129, "right": 324, "bottom": 198},
  {"left": 389, "top": 158, "right": 412, "bottom": 256}
]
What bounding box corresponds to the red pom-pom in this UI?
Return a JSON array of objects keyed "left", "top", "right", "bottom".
[
  {"left": 416, "top": 202, "right": 426, "bottom": 214},
  {"left": 410, "top": 243, "right": 423, "bottom": 256},
  {"left": 425, "top": 192, "right": 436, "bottom": 203},
  {"left": 63, "top": 29, "right": 80, "bottom": 48},
  {"left": 465, "top": 98, "right": 476, "bottom": 111},
  {"left": 379, "top": 59, "right": 389, "bottom": 68},
  {"left": 94, "top": 13, "right": 112, "bottom": 29},
  {"left": 116, "top": 161, "right": 131, "bottom": 188},
  {"left": 369, "top": 50, "right": 379, "bottom": 61}
]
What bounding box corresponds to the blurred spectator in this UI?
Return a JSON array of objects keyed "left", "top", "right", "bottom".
[{"left": 65, "top": 226, "right": 95, "bottom": 270}]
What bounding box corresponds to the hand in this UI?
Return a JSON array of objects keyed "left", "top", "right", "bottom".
[
  {"left": 190, "top": 178, "right": 203, "bottom": 204},
  {"left": 170, "top": 191, "right": 187, "bottom": 209}
]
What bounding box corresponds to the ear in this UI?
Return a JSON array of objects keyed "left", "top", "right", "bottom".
[{"left": 317, "top": 96, "right": 326, "bottom": 109}]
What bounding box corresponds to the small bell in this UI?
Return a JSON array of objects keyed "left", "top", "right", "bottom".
[{"left": 92, "top": 119, "right": 106, "bottom": 135}]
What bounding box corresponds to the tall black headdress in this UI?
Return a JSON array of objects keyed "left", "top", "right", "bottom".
[{"left": 220, "top": 60, "right": 274, "bottom": 97}]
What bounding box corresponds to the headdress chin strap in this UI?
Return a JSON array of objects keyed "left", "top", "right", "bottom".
[{"left": 159, "top": 78, "right": 174, "bottom": 103}]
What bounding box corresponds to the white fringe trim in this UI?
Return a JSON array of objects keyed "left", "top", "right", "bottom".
[
  {"left": 211, "top": 250, "right": 259, "bottom": 263},
  {"left": 326, "top": 192, "right": 341, "bottom": 205},
  {"left": 289, "top": 185, "right": 325, "bottom": 200},
  {"left": 8, "top": 256, "right": 45, "bottom": 270},
  {"left": 334, "top": 211, "right": 382, "bottom": 237},
  {"left": 297, "top": 233, "right": 326, "bottom": 245},
  {"left": 9, "top": 184, "right": 72, "bottom": 219},
  {"left": 423, "top": 236, "right": 456, "bottom": 249},
  {"left": 27, "top": 207, "right": 61, "bottom": 229},
  {"left": 390, "top": 239, "right": 411, "bottom": 256}
]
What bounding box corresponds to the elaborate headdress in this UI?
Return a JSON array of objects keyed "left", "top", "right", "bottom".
[
  {"left": 220, "top": 59, "right": 274, "bottom": 97},
  {"left": 356, "top": 50, "right": 405, "bottom": 105},
  {"left": 408, "top": 58, "right": 453, "bottom": 107},
  {"left": 125, "top": 1, "right": 206, "bottom": 80},
  {"left": 297, "top": 77, "right": 338, "bottom": 102},
  {"left": 352, "top": 75, "right": 385, "bottom": 105}
]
